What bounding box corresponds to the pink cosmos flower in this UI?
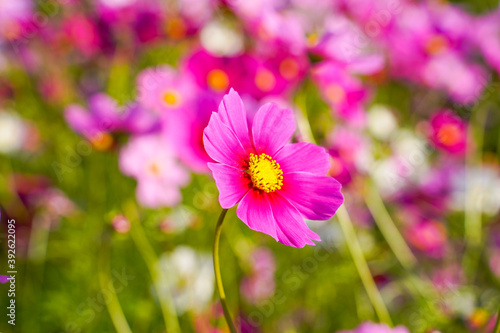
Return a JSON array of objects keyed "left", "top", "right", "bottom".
[
  {"left": 312, "top": 61, "right": 370, "bottom": 127},
  {"left": 428, "top": 110, "right": 467, "bottom": 155},
  {"left": 119, "top": 134, "right": 190, "bottom": 208},
  {"left": 137, "top": 66, "right": 196, "bottom": 114},
  {"left": 203, "top": 89, "right": 344, "bottom": 247},
  {"left": 404, "top": 220, "right": 448, "bottom": 258},
  {"left": 65, "top": 93, "right": 158, "bottom": 149},
  {"left": 338, "top": 322, "right": 410, "bottom": 333}
]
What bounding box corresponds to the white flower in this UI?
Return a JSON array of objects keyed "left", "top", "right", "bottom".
[
  {"left": 200, "top": 20, "right": 244, "bottom": 57},
  {"left": 0, "top": 112, "right": 27, "bottom": 154},
  {"left": 368, "top": 105, "right": 398, "bottom": 141},
  {"left": 158, "top": 246, "right": 214, "bottom": 314}
]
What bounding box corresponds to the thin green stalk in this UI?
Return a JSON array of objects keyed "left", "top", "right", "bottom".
[
  {"left": 213, "top": 209, "right": 237, "bottom": 333},
  {"left": 463, "top": 105, "right": 488, "bottom": 280},
  {"left": 125, "top": 202, "right": 181, "bottom": 333},
  {"left": 336, "top": 205, "right": 392, "bottom": 326},
  {"left": 364, "top": 183, "right": 417, "bottom": 271},
  {"left": 98, "top": 232, "right": 132, "bottom": 333},
  {"left": 493, "top": 305, "right": 500, "bottom": 333}
]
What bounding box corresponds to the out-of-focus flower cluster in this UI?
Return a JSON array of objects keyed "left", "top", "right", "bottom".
[{"left": 1, "top": 0, "right": 500, "bottom": 332}]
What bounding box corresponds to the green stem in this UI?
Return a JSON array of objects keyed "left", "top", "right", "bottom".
[
  {"left": 364, "top": 183, "right": 417, "bottom": 271},
  {"left": 98, "top": 232, "right": 132, "bottom": 333},
  {"left": 125, "top": 202, "right": 181, "bottom": 333},
  {"left": 463, "top": 105, "right": 488, "bottom": 280},
  {"left": 213, "top": 209, "right": 237, "bottom": 333},
  {"left": 494, "top": 305, "right": 500, "bottom": 333},
  {"left": 336, "top": 205, "right": 393, "bottom": 326}
]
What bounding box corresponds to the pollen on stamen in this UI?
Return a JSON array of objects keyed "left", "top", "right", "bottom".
[{"left": 247, "top": 153, "right": 284, "bottom": 193}]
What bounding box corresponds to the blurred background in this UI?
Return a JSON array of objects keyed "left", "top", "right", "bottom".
[{"left": 1, "top": 0, "right": 500, "bottom": 332}]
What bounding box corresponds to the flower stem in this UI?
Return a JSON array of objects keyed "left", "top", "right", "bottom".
[
  {"left": 463, "top": 104, "right": 488, "bottom": 280},
  {"left": 494, "top": 305, "right": 500, "bottom": 333},
  {"left": 125, "top": 202, "right": 181, "bottom": 333},
  {"left": 213, "top": 209, "right": 237, "bottom": 333},
  {"left": 98, "top": 232, "right": 132, "bottom": 333},
  {"left": 364, "top": 182, "right": 417, "bottom": 271},
  {"left": 336, "top": 205, "right": 392, "bottom": 326}
]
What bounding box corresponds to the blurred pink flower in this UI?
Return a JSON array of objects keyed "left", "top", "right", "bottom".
[
  {"left": 112, "top": 214, "right": 130, "bottom": 234},
  {"left": 241, "top": 247, "right": 276, "bottom": 304},
  {"left": 184, "top": 49, "right": 252, "bottom": 95},
  {"left": 204, "top": 89, "right": 343, "bottom": 247},
  {"left": 473, "top": 11, "right": 500, "bottom": 75},
  {"left": 405, "top": 220, "right": 447, "bottom": 258},
  {"left": 312, "top": 61, "right": 370, "bottom": 127},
  {"left": 137, "top": 66, "right": 196, "bottom": 114},
  {"left": 65, "top": 94, "right": 158, "bottom": 148},
  {"left": 161, "top": 90, "right": 217, "bottom": 173},
  {"left": 119, "top": 134, "right": 190, "bottom": 208},
  {"left": 428, "top": 110, "right": 467, "bottom": 155},
  {"left": 338, "top": 322, "right": 410, "bottom": 333}
]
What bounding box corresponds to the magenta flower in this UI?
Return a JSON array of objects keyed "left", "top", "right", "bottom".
[
  {"left": 0, "top": 275, "right": 11, "bottom": 284},
  {"left": 428, "top": 110, "right": 467, "bottom": 155},
  {"left": 119, "top": 134, "right": 190, "bottom": 208},
  {"left": 312, "top": 61, "right": 370, "bottom": 127},
  {"left": 203, "top": 89, "right": 344, "bottom": 247},
  {"left": 338, "top": 322, "right": 410, "bottom": 333},
  {"left": 65, "top": 93, "right": 158, "bottom": 145}
]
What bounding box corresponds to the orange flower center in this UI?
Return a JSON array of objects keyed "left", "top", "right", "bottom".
[
  {"left": 425, "top": 35, "right": 449, "bottom": 55},
  {"left": 248, "top": 153, "right": 283, "bottom": 193},
  {"left": 91, "top": 132, "right": 113, "bottom": 151},
  {"left": 437, "top": 123, "right": 461, "bottom": 146},
  {"left": 207, "top": 69, "right": 229, "bottom": 92},
  {"left": 279, "top": 58, "right": 299, "bottom": 80},
  {"left": 148, "top": 162, "right": 161, "bottom": 176},
  {"left": 325, "top": 84, "right": 346, "bottom": 104},
  {"left": 255, "top": 68, "right": 276, "bottom": 92}
]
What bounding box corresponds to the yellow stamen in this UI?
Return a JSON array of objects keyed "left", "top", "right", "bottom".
[
  {"left": 207, "top": 69, "right": 229, "bottom": 92},
  {"left": 162, "top": 90, "right": 180, "bottom": 106},
  {"left": 148, "top": 162, "right": 161, "bottom": 176},
  {"left": 247, "top": 153, "right": 283, "bottom": 193}
]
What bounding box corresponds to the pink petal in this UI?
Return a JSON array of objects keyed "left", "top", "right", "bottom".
[
  {"left": 281, "top": 172, "right": 343, "bottom": 221},
  {"left": 268, "top": 193, "right": 321, "bottom": 248},
  {"left": 274, "top": 142, "right": 330, "bottom": 175},
  {"left": 136, "top": 180, "right": 181, "bottom": 208},
  {"left": 236, "top": 189, "right": 278, "bottom": 241},
  {"left": 64, "top": 105, "right": 98, "bottom": 137},
  {"left": 89, "top": 94, "right": 121, "bottom": 130},
  {"left": 217, "top": 88, "right": 253, "bottom": 152},
  {"left": 208, "top": 163, "right": 251, "bottom": 209},
  {"left": 203, "top": 112, "right": 248, "bottom": 168},
  {"left": 252, "top": 103, "right": 295, "bottom": 156}
]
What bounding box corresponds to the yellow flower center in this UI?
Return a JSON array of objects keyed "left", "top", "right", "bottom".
[
  {"left": 162, "top": 90, "right": 180, "bottom": 106},
  {"left": 247, "top": 153, "right": 283, "bottom": 193},
  {"left": 148, "top": 162, "right": 161, "bottom": 176},
  {"left": 207, "top": 69, "right": 229, "bottom": 92}
]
